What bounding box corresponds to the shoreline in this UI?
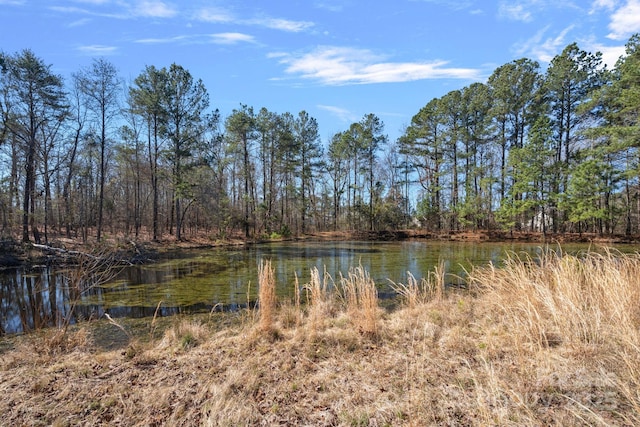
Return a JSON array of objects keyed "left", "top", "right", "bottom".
[{"left": 2, "top": 229, "right": 638, "bottom": 269}]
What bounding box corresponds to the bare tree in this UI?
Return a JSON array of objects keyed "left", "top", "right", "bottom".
[{"left": 74, "top": 58, "right": 122, "bottom": 241}]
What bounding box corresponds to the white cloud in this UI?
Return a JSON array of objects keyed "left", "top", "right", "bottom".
[
  {"left": 77, "top": 44, "right": 118, "bottom": 55},
  {"left": 193, "top": 9, "right": 314, "bottom": 33},
  {"left": 314, "top": 2, "right": 344, "bottom": 12},
  {"left": 136, "top": 32, "right": 255, "bottom": 46},
  {"left": 195, "top": 7, "right": 234, "bottom": 23},
  {"left": 135, "top": 35, "right": 190, "bottom": 44},
  {"left": 210, "top": 33, "right": 256, "bottom": 45},
  {"left": 246, "top": 17, "right": 314, "bottom": 32},
  {"left": 273, "top": 46, "right": 480, "bottom": 85},
  {"left": 70, "top": 0, "right": 110, "bottom": 4},
  {"left": 50, "top": 6, "right": 92, "bottom": 14},
  {"left": 607, "top": 0, "right": 640, "bottom": 40},
  {"left": 413, "top": 0, "right": 475, "bottom": 11},
  {"left": 499, "top": 0, "right": 584, "bottom": 21},
  {"left": 317, "top": 105, "right": 358, "bottom": 122},
  {"left": 590, "top": 0, "right": 617, "bottom": 12},
  {"left": 50, "top": 0, "right": 177, "bottom": 19},
  {"left": 133, "top": 1, "right": 177, "bottom": 18},
  {"left": 514, "top": 25, "right": 575, "bottom": 62},
  {"left": 68, "top": 18, "right": 91, "bottom": 27},
  {"left": 498, "top": 2, "right": 533, "bottom": 22},
  {"left": 587, "top": 41, "right": 627, "bottom": 68},
  {"left": 0, "top": 0, "right": 25, "bottom": 4}
]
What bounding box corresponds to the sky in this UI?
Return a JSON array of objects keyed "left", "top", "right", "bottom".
[{"left": 1, "top": 0, "right": 639, "bottom": 145}]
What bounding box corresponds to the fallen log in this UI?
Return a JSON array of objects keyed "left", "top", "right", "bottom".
[{"left": 31, "top": 243, "right": 100, "bottom": 260}]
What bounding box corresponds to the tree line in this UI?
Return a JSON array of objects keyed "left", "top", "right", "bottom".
[
  {"left": 400, "top": 35, "right": 640, "bottom": 236},
  {"left": 1, "top": 34, "right": 639, "bottom": 244}
]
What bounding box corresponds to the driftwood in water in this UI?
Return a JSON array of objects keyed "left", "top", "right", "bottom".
[
  {"left": 31, "top": 243, "right": 100, "bottom": 260},
  {"left": 30, "top": 242, "right": 154, "bottom": 265}
]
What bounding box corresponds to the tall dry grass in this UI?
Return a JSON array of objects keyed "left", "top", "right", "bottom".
[
  {"left": 339, "top": 265, "right": 380, "bottom": 338},
  {"left": 390, "top": 258, "right": 446, "bottom": 308},
  {"left": 258, "top": 259, "right": 277, "bottom": 332},
  {"left": 469, "top": 248, "right": 640, "bottom": 350},
  {"left": 304, "top": 266, "right": 335, "bottom": 330},
  {"left": 469, "top": 248, "right": 640, "bottom": 424}
]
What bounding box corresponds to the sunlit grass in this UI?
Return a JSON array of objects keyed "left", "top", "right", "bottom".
[{"left": 339, "top": 265, "right": 380, "bottom": 339}]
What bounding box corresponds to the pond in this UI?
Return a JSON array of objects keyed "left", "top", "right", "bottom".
[{"left": 0, "top": 240, "right": 627, "bottom": 334}]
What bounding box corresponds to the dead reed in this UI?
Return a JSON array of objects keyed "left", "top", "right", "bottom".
[
  {"left": 469, "top": 248, "right": 640, "bottom": 350},
  {"left": 258, "top": 258, "right": 277, "bottom": 332},
  {"left": 390, "top": 258, "right": 446, "bottom": 308},
  {"left": 304, "top": 266, "right": 335, "bottom": 330},
  {"left": 339, "top": 265, "right": 380, "bottom": 338}
]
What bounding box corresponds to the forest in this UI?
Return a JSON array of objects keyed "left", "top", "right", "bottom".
[{"left": 1, "top": 34, "right": 639, "bottom": 244}]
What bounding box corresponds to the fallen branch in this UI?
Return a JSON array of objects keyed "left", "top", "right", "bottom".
[{"left": 31, "top": 243, "right": 100, "bottom": 260}]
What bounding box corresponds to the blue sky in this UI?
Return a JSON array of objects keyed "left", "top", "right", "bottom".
[{"left": 1, "top": 0, "right": 639, "bottom": 143}]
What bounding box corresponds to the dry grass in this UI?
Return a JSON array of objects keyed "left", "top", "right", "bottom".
[
  {"left": 390, "top": 258, "right": 446, "bottom": 308},
  {"left": 305, "top": 265, "right": 336, "bottom": 330},
  {"left": 339, "top": 265, "right": 381, "bottom": 339},
  {"left": 258, "top": 258, "right": 277, "bottom": 333},
  {"left": 469, "top": 248, "right": 640, "bottom": 350},
  {"left": 1, "top": 248, "right": 640, "bottom": 426}
]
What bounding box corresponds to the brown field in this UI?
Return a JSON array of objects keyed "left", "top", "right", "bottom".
[{"left": 1, "top": 248, "right": 640, "bottom": 426}]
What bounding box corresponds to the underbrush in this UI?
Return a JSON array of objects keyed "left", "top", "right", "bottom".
[{"left": 1, "top": 248, "right": 639, "bottom": 426}]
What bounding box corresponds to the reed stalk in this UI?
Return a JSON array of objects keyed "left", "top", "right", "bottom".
[
  {"left": 258, "top": 259, "right": 277, "bottom": 332},
  {"left": 340, "top": 265, "right": 379, "bottom": 338}
]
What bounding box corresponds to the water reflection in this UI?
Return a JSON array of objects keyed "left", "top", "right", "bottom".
[{"left": 0, "top": 241, "right": 616, "bottom": 334}]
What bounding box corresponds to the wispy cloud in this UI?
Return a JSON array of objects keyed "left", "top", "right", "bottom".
[
  {"left": 314, "top": 2, "right": 344, "bottom": 12},
  {"left": 136, "top": 32, "right": 255, "bottom": 45},
  {"left": 194, "top": 7, "right": 234, "bottom": 23},
  {"left": 210, "top": 33, "right": 256, "bottom": 45},
  {"left": 69, "top": 0, "right": 110, "bottom": 4},
  {"left": 68, "top": 17, "right": 91, "bottom": 27},
  {"left": 498, "top": 2, "right": 533, "bottom": 22},
  {"left": 0, "top": 0, "right": 25, "bottom": 5},
  {"left": 499, "top": 0, "right": 585, "bottom": 21},
  {"left": 77, "top": 44, "right": 118, "bottom": 55},
  {"left": 51, "top": 0, "right": 177, "bottom": 19},
  {"left": 135, "top": 35, "right": 191, "bottom": 44},
  {"left": 318, "top": 105, "right": 358, "bottom": 123},
  {"left": 412, "top": 0, "right": 476, "bottom": 11},
  {"left": 607, "top": 0, "right": 640, "bottom": 40},
  {"left": 133, "top": 1, "right": 177, "bottom": 18},
  {"left": 272, "top": 46, "right": 480, "bottom": 85},
  {"left": 590, "top": 0, "right": 616, "bottom": 12},
  {"left": 193, "top": 7, "right": 314, "bottom": 33},
  {"left": 514, "top": 25, "right": 575, "bottom": 62},
  {"left": 247, "top": 17, "right": 314, "bottom": 32}
]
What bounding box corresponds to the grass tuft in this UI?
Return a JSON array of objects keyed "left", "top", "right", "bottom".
[
  {"left": 158, "top": 319, "right": 208, "bottom": 352},
  {"left": 390, "top": 259, "right": 446, "bottom": 308},
  {"left": 340, "top": 265, "right": 380, "bottom": 339},
  {"left": 304, "top": 266, "right": 336, "bottom": 331},
  {"left": 258, "top": 258, "right": 277, "bottom": 333}
]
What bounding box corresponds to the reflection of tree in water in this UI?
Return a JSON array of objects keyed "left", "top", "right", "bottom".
[
  {"left": 0, "top": 267, "right": 71, "bottom": 334},
  {"left": 0, "top": 249, "right": 123, "bottom": 335}
]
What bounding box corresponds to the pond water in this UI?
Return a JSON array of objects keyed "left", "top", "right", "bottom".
[{"left": 0, "top": 240, "right": 629, "bottom": 334}]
